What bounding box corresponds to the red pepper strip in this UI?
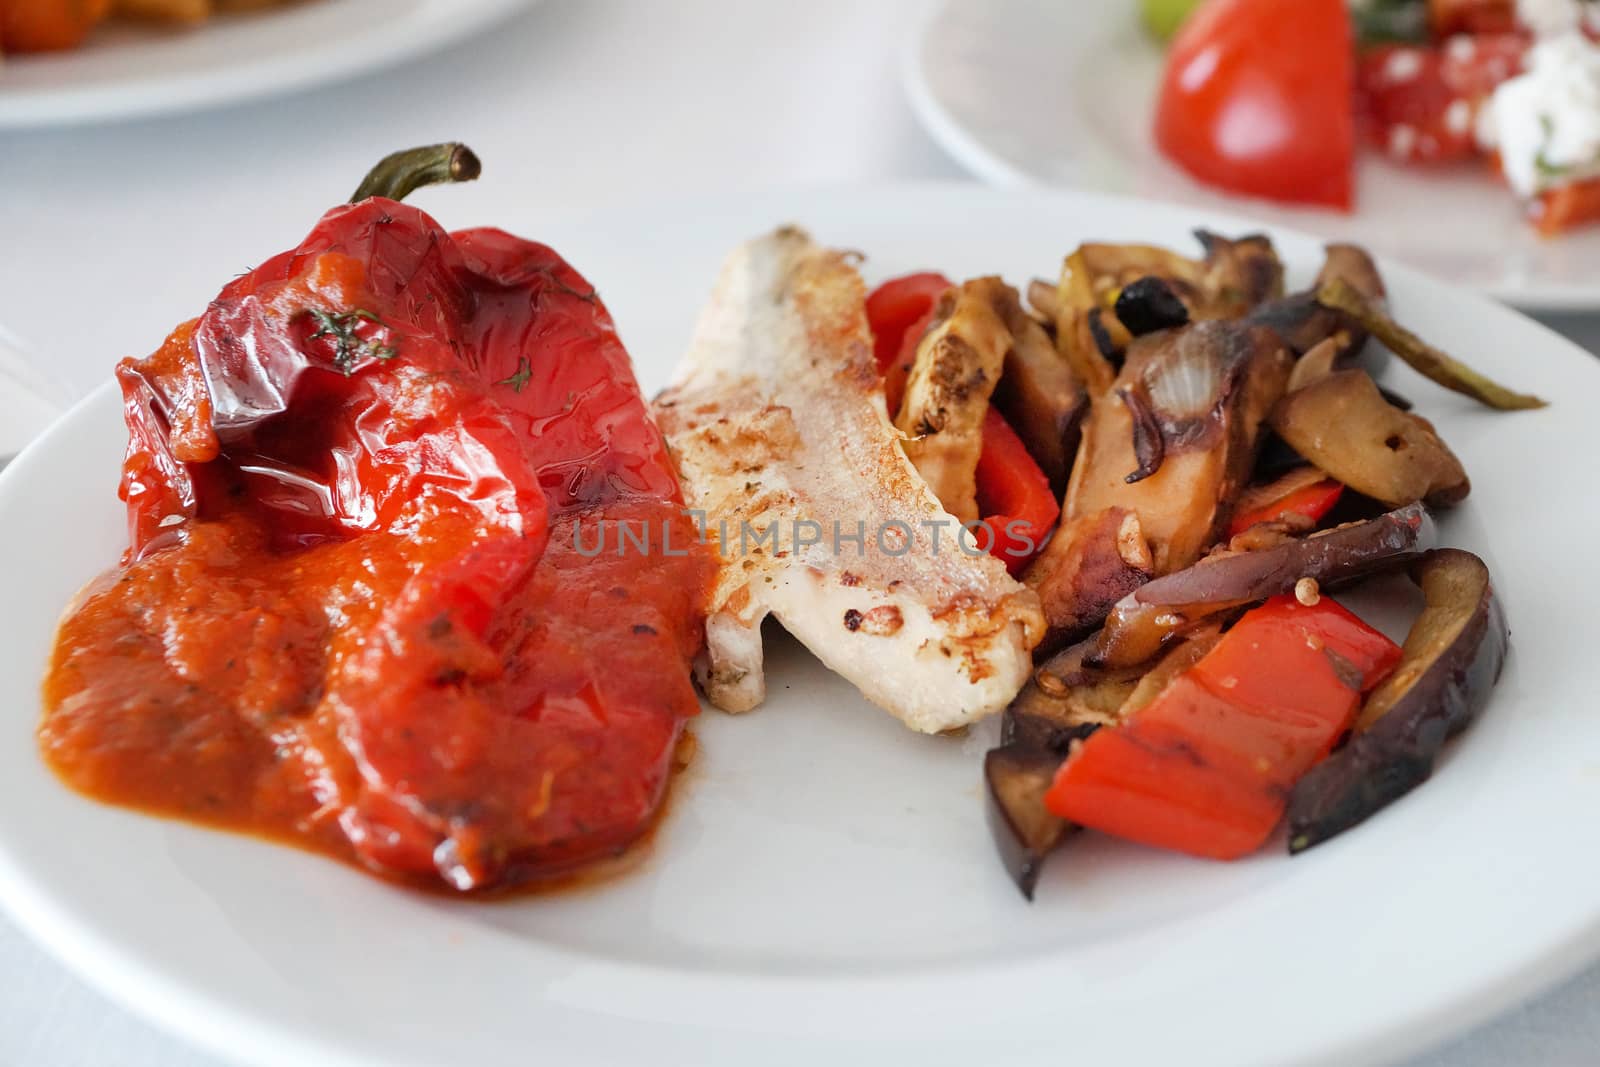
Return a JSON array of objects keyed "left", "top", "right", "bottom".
[
  {"left": 1533, "top": 176, "right": 1600, "bottom": 237},
  {"left": 864, "top": 272, "right": 953, "bottom": 416},
  {"left": 974, "top": 408, "right": 1060, "bottom": 576},
  {"left": 1228, "top": 479, "right": 1345, "bottom": 539},
  {"left": 1045, "top": 595, "right": 1402, "bottom": 859}
]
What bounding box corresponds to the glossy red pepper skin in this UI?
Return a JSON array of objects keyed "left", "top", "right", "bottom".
[
  {"left": 865, "top": 272, "right": 953, "bottom": 417},
  {"left": 973, "top": 408, "right": 1060, "bottom": 575},
  {"left": 1228, "top": 479, "right": 1345, "bottom": 538},
  {"left": 49, "top": 196, "right": 713, "bottom": 891},
  {"left": 1045, "top": 596, "right": 1402, "bottom": 860}
]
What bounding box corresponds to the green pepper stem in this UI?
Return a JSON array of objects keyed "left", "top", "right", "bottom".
[{"left": 349, "top": 143, "right": 482, "bottom": 204}]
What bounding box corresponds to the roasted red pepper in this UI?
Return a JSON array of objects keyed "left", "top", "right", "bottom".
[
  {"left": 1228, "top": 477, "right": 1345, "bottom": 538},
  {"left": 43, "top": 146, "right": 713, "bottom": 891},
  {"left": 865, "top": 271, "right": 953, "bottom": 416},
  {"left": 974, "top": 408, "right": 1060, "bottom": 575},
  {"left": 1045, "top": 595, "right": 1401, "bottom": 859}
]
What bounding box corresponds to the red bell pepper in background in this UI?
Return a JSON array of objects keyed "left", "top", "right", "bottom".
[
  {"left": 1228, "top": 478, "right": 1345, "bottom": 538},
  {"left": 1046, "top": 595, "right": 1402, "bottom": 860},
  {"left": 864, "top": 272, "right": 953, "bottom": 416},
  {"left": 1155, "top": 0, "right": 1355, "bottom": 209},
  {"left": 974, "top": 408, "right": 1060, "bottom": 575}
]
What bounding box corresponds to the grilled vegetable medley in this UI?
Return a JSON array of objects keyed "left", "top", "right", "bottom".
[{"left": 862, "top": 232, "right": 1538, "bottom": 899}]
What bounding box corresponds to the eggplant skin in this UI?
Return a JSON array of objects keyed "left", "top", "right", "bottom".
[
  {"left": 1092, "top": 502, "right": 1437, "bottom": 669},
  {"left": 985, "top": 744, "right": 1073, "bottom": 900},
  {"left": 1287, "top": 550, "right": 1509, "bottom": 853}
]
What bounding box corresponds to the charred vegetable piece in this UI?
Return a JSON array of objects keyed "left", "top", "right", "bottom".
[
  {"left": 1316, "top": 279, "right": 1546, "bottom": 411},
  {"left": 1047, "top": 596, "right": 1402, "bottom": 860},
  {"left": 1091, "top": 502, "right": 1436, "bottom": 669},
  {"left": 1116, "top": 624, "right": 1223, "bottom": 716},
  {"left": 985, "top": 743, "right": 1074, "bottom": 899},
  {"left": 990, "top": 292, "right": 1088, "bottom": 496},
  {"left": 1114, "top": 277, "right": 1191, "bottom": 336},
  {"left": 1228, "top": 468, "right": 1345, "bottom": 538},
  {"left": 1271, "top": 370, "right": 1469, "bottom": 509},
  {"left": 990, "top": 625, "right": 1221, "bottom": 897},
  {"left": 896, "top": 278, "right": 1015, "bottom": 522},
  {"left": 1027, "top": 320, "right": 1291, "bottom": 650},
  {"left": 1287, "top": 549, "right": 1508, "bottom": 852},
  {"left": 1248, "top": 243, "right": 1385, "bottom": 359},
  {"left": 1026, "top": 508, "right": 1155, "bottom": 653},
  {"left": 1069, "top": 322, "right": 1290, "bottom": 552},
  {"left": 1006, "top": 637, "right": 1149, "bottom": 753},
  {"left": 1054, "top": 233, "right": 1283, "bottom": 397},
  {"left": 1195, "top": 231, "right": 1285, "bottom": 312}
]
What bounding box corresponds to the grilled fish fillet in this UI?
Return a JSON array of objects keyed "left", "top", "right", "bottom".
[{"left": 653, "top": 228, "right": 1044, "bottom": 734}]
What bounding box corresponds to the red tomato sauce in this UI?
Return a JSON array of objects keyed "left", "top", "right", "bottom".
[{"left": 39, "top": 200, "right": 715, "bottom": 893}]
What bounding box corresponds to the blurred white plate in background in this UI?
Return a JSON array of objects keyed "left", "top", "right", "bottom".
[
  {"left": 904, "top": 0, "right": 1600, "bottom": 312},
  {"left": 0, "top": 0, "right": 537, "bottom": 128},
  {"left": 1, "top": 183, "right": 1599, "bottom": 1067}
]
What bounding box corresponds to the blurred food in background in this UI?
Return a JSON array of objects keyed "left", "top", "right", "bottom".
[
  {"left": 0, "top": 0, "right": 309, "bottom": 54},
  {"left": 1150, "top": 0, "right": 1600, "bottom": 234}
]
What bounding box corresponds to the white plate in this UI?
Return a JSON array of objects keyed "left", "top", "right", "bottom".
[
  {"left": 2, "top": 184, "right": 1598, "bottom": 1067},
  {"left": 905, "top": 0, "right": 1600, "bottom": 311},
  {"left": 0, "top": 0, "right": 536, "bottom": 128}
]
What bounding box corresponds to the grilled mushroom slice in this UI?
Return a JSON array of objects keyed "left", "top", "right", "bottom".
[{"left": 1271, "top": 370, "right": 1470, "bottom": 509}]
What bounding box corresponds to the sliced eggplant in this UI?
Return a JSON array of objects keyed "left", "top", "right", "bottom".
[
  {"left": 1117, "top": 623, "right": 1223, "bottom": 715},
  {"left": 1090, "top": 502, "right": 1437, "bottom": 668},
  {"left": 1006, "top": 636, "right": 1148, "bottom": 752},
  {"left": 1271, "top": 369, "right": 1469, "bottom": 509},
  {"left": 990, "top": 290, "right": 1088, "bottom": 496},
  {"left": 990, "top": 625, "right": 1223, "bottom": 898},
  {"left": 1287, "top": 549, "right": 1509, "bottom": 852},
  {"left": 985, "top": 743, "right": 1072, "bottom": 900}
]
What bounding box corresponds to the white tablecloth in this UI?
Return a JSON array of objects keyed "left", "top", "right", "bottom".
[{"left": 1, "top": 2, "right": 1596, "bottom": 1063}]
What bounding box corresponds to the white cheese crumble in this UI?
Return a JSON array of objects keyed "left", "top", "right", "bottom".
[
  {"left": 1516, "top": 0, "right": 1596, "bottom": 38},
  {"left": 1484, "top": 33, "right": 1600, "bottom": 196}
]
